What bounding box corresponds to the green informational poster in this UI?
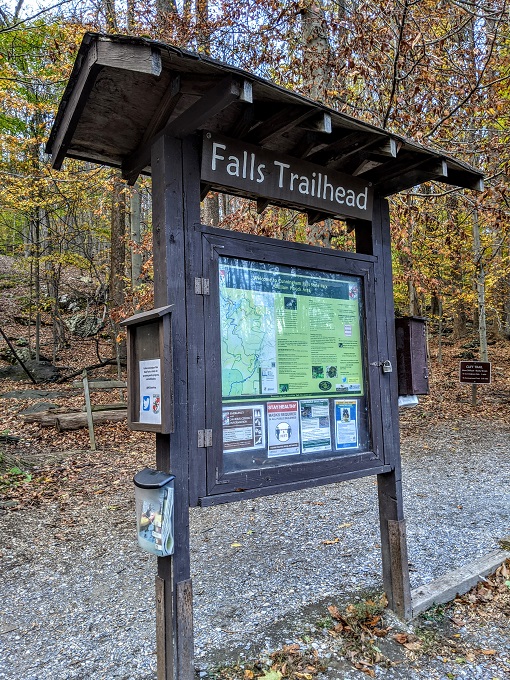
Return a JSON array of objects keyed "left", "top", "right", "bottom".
[{"left": 219, "top": 257, "right": 364, "bottom": 401}]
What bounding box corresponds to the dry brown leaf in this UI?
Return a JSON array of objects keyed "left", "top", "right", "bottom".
[
  {"left": 403, "top": 641, "right": 422, "bottom": 651},
  {"left": 328, "top": 605, "right": 342, "bottom": 620},
  {"left": 450, "top": 617, "right": 466, "bottom": 627},
  {"left": 393, "top": 633, "right": 409, "bottom": 645}
]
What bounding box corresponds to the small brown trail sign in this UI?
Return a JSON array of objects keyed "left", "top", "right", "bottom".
[{"left": 459, "top": 361, "right": 492, "bottom": 384}]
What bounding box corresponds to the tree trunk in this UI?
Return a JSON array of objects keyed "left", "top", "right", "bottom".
[
  {"left": 104, "top": 0, "right": 117, "bottom": 31},
  {"left": 300, "top": 1, "right": 330, "bottom": 103},
  {"left": 203, "top": 193, "right": 220, "bottom": 226},
  {"left": 472, "top": 207, "right": 488, "bottom": 361},
  {"left": 109, "top": 178, "right": 127, "bottom": 358},
  {"left": 130, "top": 183, "right": 142, "bottom": 288},
  {"left": 196, "top": 0, "right": 210, "bottom": 54}
]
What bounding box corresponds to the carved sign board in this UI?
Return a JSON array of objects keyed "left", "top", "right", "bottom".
[
  {"left": 459, "top": 360, "right": 491, "bottom": 384},
  {"left": 201, "top": 132, "right": 374, "bottom": 221}
]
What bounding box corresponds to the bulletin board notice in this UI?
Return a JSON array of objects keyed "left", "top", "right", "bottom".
[{"left": 219, "top": 257, "right": 364, "bottom": 401}]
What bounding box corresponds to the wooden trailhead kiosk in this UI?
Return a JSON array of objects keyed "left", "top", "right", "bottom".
[{"left": 47, "top": 33, "right": 483, "bottom": 680}]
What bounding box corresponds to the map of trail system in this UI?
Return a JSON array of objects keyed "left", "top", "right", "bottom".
[
  {"left": 219, "top": 257, "right": 364, "bottom": 401},
  {"left": 220, "top": 276, "right": 277, "bottom": 398}
]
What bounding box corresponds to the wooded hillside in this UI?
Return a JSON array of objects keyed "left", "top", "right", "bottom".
[{"left": 1, "top": 0, "right": 509, "bottom": 367}]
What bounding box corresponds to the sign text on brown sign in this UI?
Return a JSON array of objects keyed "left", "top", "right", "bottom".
[
  {"left": 459, "top": 361, "right": 491, "bottom": 384},
  {"left": 201, "top": 132, "right": 374, "bottom": 221}
]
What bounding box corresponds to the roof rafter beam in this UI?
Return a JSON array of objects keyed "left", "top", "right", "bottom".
[
  {"left": 246, "top": 106, "right": 317, "bottom": 145},
  {"left": 122, "top": 75, "right": 253, "bottom": 184},
  {"left": 122, "top": 75, "right": 182, "bottom": 184},
  {"left": 352, "top": 139, "right": 400, "bottom": 176},
  {"left": 298, "top": 112, "right": 332, "bottom": 134},
  {"left": 307, "top": 131, "right": 382, "bottom": 167},
  {"left": 49, "top": 40, "right": 162, "bottom": 170},
  {"left": 376, "top": 160, "right": 448, "bottom": 196},
  {"left": 289, "top": 131, "right": 325, "bottom": 160}
]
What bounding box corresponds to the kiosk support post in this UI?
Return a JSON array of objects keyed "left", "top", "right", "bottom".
[
  {"left": 151, "top": 133, "right": 198, "bottom": 680},
  {"left": 355, "top": 197, "right": 412, "bottom": 620}
]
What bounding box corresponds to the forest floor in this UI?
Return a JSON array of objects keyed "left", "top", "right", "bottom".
[{"left": 1, "top": 254, "right": 510, "bottom": 678}]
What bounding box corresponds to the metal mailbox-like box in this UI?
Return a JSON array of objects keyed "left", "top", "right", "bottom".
[{"left": 395, "top": 316, "right": 429, "bottom": 395}]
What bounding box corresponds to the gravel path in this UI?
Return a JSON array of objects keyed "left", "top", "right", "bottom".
[{"left": 1, "top": 419, "right": 509, "bottom": 679}]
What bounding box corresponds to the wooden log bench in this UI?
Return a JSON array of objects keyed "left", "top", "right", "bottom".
[{"left": 72, "top": 370, "right": 127, "bottom": 450}]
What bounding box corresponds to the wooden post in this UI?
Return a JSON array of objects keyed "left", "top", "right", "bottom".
[
  {"left": 82, "top": 369, "right": 96, "bottom": 451},
  {"left": 151, "top": 133, "right": 199, "bottom": 680},
  {"left": 355, "top": 196, "right": 412, "bottom": 620}
]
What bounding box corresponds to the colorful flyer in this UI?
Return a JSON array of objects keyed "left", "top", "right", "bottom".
[
  {"left": 267, "top": 401, "right": 300, "bottom": 457},
  {"left": 222, "top": 404, "right": 265, "bottom": 453},
  {"left": 299, "top": 399, "right": 331, "bottom": 453},
  {"left": 335, "top": 400, "right": 358, "bottom": 450},
  {"left": 139, "top": 359, "right": 162, "bottom": 424}
]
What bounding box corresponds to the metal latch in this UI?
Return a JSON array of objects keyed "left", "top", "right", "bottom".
[
  {"left": 370, "top": 360, "right": 393, "bottom": 373},
  {"left": 198, "top": 429, "right": 213, "bottom": 448},
  {"left": 194, "top": 277, "right": 210, "bottom": 295}
]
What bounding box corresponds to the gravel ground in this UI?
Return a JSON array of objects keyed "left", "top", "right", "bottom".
[{"left": 1, "top": 418, "right": 509, "bottom": 679}]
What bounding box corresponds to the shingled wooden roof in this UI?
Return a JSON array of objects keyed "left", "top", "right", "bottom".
[{"left": 46, "top": 32, "right": 483, "bottom": 198}]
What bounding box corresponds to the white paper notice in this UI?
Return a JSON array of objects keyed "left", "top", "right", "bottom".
[
  {"left": 139, "top": 359, "right": 162, "bottom": 424},
  {"left": 267, "top": 401, "right": 300, "bottom": 457}
]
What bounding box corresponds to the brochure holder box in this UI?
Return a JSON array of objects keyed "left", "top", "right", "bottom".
[
  {"left": 395, "top": 316, "right": 429, "bottom": 396},
  {"left": 134, "top": 468, "right": 175, "bottom": 556},
  {"left": 120, "top": 305, "right": 174, "bottom": 433}
]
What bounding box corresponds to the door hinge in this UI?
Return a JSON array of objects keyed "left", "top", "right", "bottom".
[
  {"left": 198, "top": 429, "right": 213, "bottom": 448},
  {"left": 194, "top": 277, "right": 210, "bottom": 295}
]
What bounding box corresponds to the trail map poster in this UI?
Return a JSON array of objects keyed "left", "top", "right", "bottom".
[{"left": 219, "top": 257, "right": 364, "bottom": 401}]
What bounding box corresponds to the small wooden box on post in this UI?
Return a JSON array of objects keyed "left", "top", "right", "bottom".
[{"left": 120, "top": 305, "right": 174, "bottom": 434}]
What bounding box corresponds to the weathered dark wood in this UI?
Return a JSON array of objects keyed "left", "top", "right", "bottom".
[
  {"left": 48, "top": 33, "right": 484, "bottom": 197},
  {"left": 151, "top": 132, "right": 197, "bottom": 680},
  {"left": 54, "top": 409, "right": 127, "bottom": 431},
  {"left": 368, "top": 157, "right": 447, "bottom": 195},
  {"left": 199, "top": 463, "right": 392, "bottom": 507},
  {"left": 164, "top": 76, "right": 251, "bottom": 140},
  {"left": 201, "top": 132, "right": 374, "bottom": 222},
  {"left": 298, "top": 112, "right": 332, "bottom": 134},
  {"left": 73, "top": 380, "right": 126, "bottom": 389},
  {"left": 185, "top": 138, "right": 207, "bottom": 507},
  {"left": 307, "top": 131, "right": 381, "bottom": 167},
  {"left": 82, "top": 370, "right": 96, "bottom": 450},
  {"left": 356, "top": 196, "right": 412, "bottom": 620},
  {"left": 156, "top": 576, "right": 166, "bottom": 680},
  {"left": 51, "top": 41, "right": 162, "bottom": 170},
  {"left": 122, "top": 312, "right": 174, "bottom": 434},
  {"left": 199, "top": 226, "right": 381, "bottom": 499},
  {"left": 84, "top": 402, "right": 127, "bottom": 411},
  {"left": 176, "top": 579, "right": 194, "bottom": 679},
  {"left": 256, "top": 197, "right": 270, "bottom": 213},
  {"left": 123, "top": 75, "right": 182, "bottom": 183},
  {"left": 246, "top": 105, "right": 317, "bottom": 145},
  {"left": 388, "top": 520, "right": 412, "bottom": 619},
  {"left": 22, "top": 411, "right": 61, "bottom": 426}
]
